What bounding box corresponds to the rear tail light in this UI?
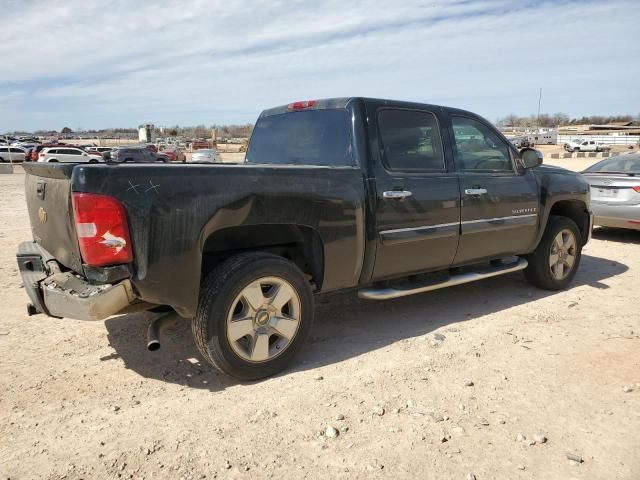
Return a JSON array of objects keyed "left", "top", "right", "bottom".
[
  {"left": 287, "top": 100, "right": 317, "bottom": 110},
  {"left": 72, "top": 193, "right": 133, "bottom": 266},
  {"left": 632, "top": 186, "right": 640, "bottom": 193}
]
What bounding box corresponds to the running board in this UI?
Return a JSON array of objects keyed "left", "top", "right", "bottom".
[{"left": 358, "top": 258, "right": 528, "bottom": 300}]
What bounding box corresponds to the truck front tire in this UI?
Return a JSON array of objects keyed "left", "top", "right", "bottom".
[
  {"left": 193, "top": 252, "right": 314, "bottom": 380},
  {"left": 524, "top": 215, "right": 582, "bottom": 290}
]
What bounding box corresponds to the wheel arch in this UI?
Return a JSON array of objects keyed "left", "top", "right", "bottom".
[
  {"left": 200, "top": 224, "right": 325, "bottom": 291},
  {"left": 535, "top": 199, "right": 590, "bottom": 249}
]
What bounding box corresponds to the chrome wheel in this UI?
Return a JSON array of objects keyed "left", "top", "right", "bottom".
[
  {"left": 226, "top": 276, "right": 301, "bottom": 363},
  {"left": 549, "top": 229, "right": 577, "bottom": 280}
]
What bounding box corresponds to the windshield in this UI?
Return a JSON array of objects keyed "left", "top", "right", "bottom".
[
  {"left": 247, "top": 109, "right": 354, "bottom": 166},
  {"left": 584, "top": 155, "right": 640, "bottom": 174}
]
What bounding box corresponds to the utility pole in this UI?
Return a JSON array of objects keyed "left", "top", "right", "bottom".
[{"left": 536, "top": 88, "right": 542, "bottom": 129}]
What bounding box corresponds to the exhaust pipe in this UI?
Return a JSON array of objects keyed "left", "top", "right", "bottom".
[{"left": 146, "top": 312, "right": 179, "bottom": 351}]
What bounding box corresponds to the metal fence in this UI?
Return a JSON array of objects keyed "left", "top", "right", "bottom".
[{"left": 558, "top": 135, "right": 640, "bottom": 146}]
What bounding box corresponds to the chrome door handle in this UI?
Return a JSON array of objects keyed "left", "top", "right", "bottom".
[
  {"left": 383, "top": 190, "right": 413, "bottom": 200},
  {"left": 465, "top": 188, "right": 487, "bottom": 195}
]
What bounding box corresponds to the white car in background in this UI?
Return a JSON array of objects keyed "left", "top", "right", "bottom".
[
  {"left": 564, "top": 139, "right": 611, "bottom": 153},
  {"left": 0, "top": 146, "right": 27, "bottom": 162},
  {"left": 191, "top": 148, "right": 223, "bottom": 163},
  {"left": 38, "top": 147, "right": 103, "bottom": 163},
  {"left": 86, "top": 146, "right": 113, "bottom": 154}
]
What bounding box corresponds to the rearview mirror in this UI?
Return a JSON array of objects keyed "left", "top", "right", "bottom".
[{"left": 520, "top": 148, "right": 543, "bottom": 169}]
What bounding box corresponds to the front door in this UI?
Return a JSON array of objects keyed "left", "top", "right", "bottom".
[
  {"left": 370, "top": 105, "right": 461, "bottom": 281},
  {"left": 447, "top": 114, "right": 539, "bottom": 265}
]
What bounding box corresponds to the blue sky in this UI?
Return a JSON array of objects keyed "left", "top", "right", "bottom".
[{"left": 1, "top": 0, "right": 639, "bottom": 131}]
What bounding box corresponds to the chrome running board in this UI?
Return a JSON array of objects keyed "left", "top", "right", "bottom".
[{"left": 358, "top": 258, "right": 528, "bottom": 300}]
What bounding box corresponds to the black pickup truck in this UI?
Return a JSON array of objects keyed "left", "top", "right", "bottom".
[{"left": 17, "top": 97, "right": 592, "bottom": 379}]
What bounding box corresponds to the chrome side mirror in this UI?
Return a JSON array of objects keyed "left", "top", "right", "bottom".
[{"left": 520, "top": 148, "right": 543, "bottom": 169}]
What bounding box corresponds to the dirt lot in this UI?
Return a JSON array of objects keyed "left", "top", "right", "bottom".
[{"left": 1, "top": 161, "right": 639, "bottom": 480}]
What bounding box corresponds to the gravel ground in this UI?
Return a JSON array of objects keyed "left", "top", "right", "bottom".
[{"left": 0, "top": 164, "right": 639, "bottom": 480}]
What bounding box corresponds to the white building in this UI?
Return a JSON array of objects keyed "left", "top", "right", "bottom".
[{"left": 138, "top": 124, "right": 154, "bottom": 143}]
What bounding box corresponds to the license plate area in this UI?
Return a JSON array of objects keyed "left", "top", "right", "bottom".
[{"left": 596, "top": 188, "right": 619, "bottom": 198}]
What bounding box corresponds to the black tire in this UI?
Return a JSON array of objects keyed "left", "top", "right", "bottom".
[
  {"left": 0, "top": 157, "right": 4, "bottom": 162},
  {"left": 193, "top": 252, "right": 314, "bottom": 380},
  {"left": 524, "top": 215, "right": 582, "bottom": 290}
]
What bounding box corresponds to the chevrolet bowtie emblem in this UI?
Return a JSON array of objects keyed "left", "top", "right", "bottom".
[{"left": 38, "top": 207, "right": 47, "bottom": 223}]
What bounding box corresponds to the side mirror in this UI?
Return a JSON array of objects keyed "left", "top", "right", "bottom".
[{"left": 520, "top": 148, "right": 543, "bottom": 169}]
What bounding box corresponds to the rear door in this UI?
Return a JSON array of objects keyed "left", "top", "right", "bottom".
[
  {"left": 46, "top": 148, "right": 61, "bottom": 162},
  {"left": 10, "top": 147, "right": 25, "bottom": 162},
  {"left": 446, "top": 113, "right": 539, "bottom": 265},
  {"left": 368, "top": 103, "right": 461, "bottom": 281},
  {"left": 63, "top": 148, "right": 85, "bottom": 162}
]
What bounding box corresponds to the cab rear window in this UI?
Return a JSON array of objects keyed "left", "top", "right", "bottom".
[{"left": 247, "top": 109, "right": 354, "bottom": 166}]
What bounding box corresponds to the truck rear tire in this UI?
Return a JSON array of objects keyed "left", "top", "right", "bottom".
[
  {"left": 524, "top": 215, "right": 582, "bottom": 290},
  {"left": 193, "top": 252, "right": 314, "bottom": 380}
]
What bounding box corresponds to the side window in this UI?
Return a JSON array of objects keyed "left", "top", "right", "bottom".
[
  {"left": 451, "top": 116, "right": 512, "bottom": 172},
  {"left": 68, "top": 149, "right": 81, "bottom": 155},
  {"left": 377, "top": 109, "right": 444, "bottom": 171},
  {"left": 0, "top": 147, "right": 7, "bottom": 153}
]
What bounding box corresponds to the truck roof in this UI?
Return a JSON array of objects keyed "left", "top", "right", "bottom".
[
  {"left": 259, "top": 97, "right": 476, "bottom": 119},
  {"left": 259, "top": 97, "right": 353, "bottom": 117}
]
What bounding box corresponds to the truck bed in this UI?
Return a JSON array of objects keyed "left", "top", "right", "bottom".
[{"left": 22, "top": 162, "right": 366, "bottom": 317}]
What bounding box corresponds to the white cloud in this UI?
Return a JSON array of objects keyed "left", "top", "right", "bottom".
[{"left": 1, "top": 0, "right": 638, "bottom": 130}]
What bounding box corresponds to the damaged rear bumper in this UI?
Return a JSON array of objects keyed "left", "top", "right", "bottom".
[{"left": 16, "top": 241, "right": 137, "bottom": 321}]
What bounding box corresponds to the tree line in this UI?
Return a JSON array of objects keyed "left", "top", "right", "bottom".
[{"left": 160, "top": 124, "right": 253, "bottom": 139}]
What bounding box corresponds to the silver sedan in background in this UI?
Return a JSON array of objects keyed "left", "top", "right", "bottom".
[
  {"left": 582, "top": 154, "right": 640, "bottom": 231},
  {"left": 191, "top": 148, "right": 223, "bottom": 163}
]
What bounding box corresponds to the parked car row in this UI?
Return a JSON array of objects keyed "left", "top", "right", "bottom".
[{"left": 0, "top": 143, "right": 227, "bottom": 164}]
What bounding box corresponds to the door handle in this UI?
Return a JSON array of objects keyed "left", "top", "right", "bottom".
[
  {"left": 464, "top": 188, "right": 488, "bottom": 195},
  {"left": 383, "top": 190, "right": 413, "bottom": 200}
]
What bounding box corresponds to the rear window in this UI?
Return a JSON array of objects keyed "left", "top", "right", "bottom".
[
  {"left": 584, "top": 155, "right": 640, "bottom": 174},
  {"left": 246, "top": 109, "right": 354, "bottom": 166}
]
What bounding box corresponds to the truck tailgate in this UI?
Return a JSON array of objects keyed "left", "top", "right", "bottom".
[{"left": 23, "top": 163, "right": 84, "bottom": 273}]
